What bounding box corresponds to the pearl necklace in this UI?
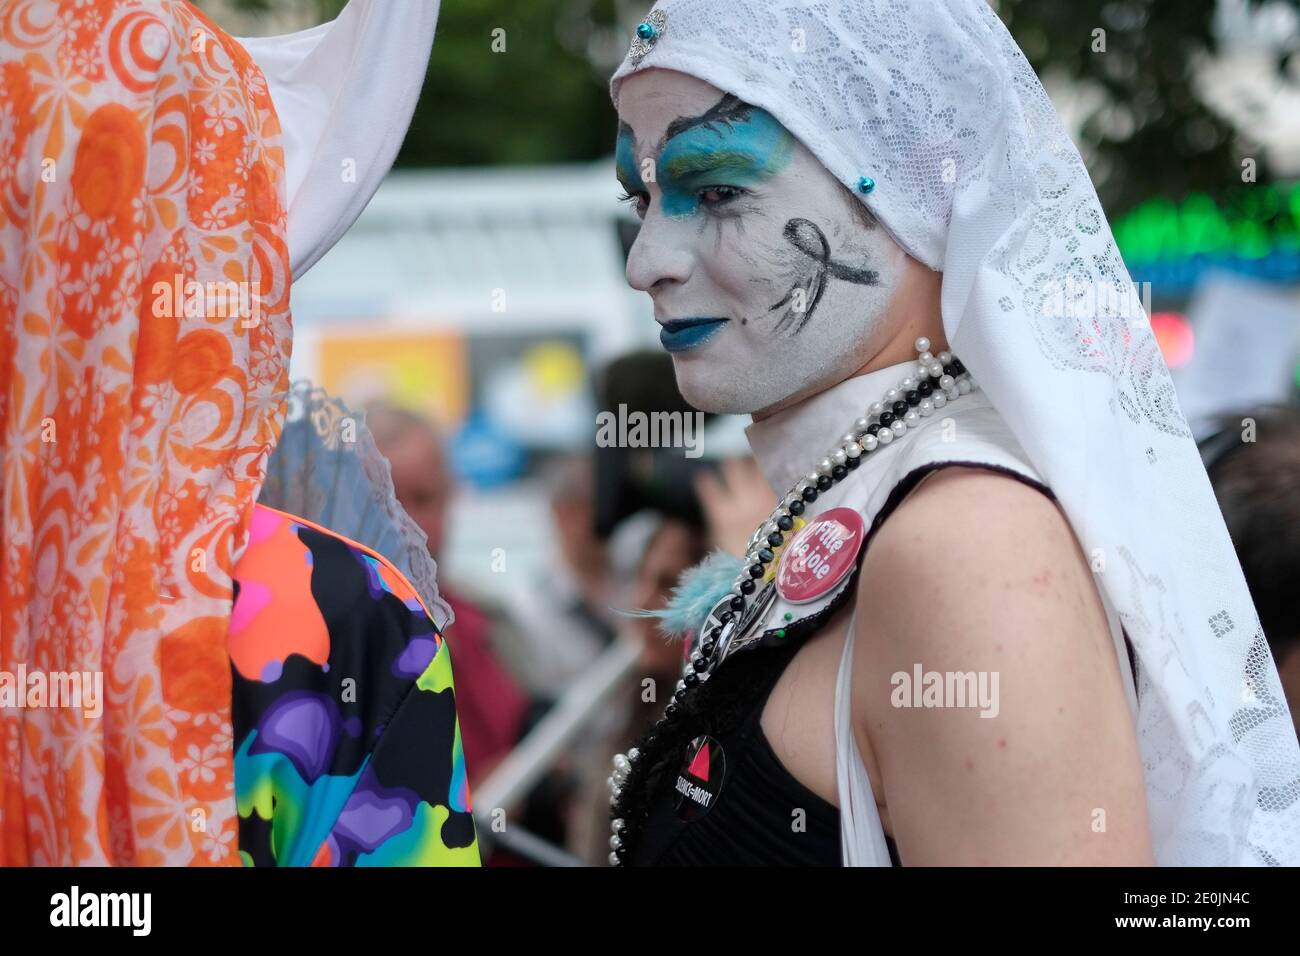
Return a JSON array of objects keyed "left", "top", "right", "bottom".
[{"left": 606, "top": 338, "right": 975, "bottom": 866}]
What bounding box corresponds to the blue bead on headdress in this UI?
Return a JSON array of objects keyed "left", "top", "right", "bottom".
[{"left": 628, "top": 9, "right": 667, "bottom": 67}]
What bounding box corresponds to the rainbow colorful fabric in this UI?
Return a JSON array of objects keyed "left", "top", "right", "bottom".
[{"left": 231, "top": 504, "right": 479, "bottom": 866}]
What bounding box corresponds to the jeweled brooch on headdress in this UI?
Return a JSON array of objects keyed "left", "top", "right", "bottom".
[{"left": 628, "top": 9, "right": 666, "bottom": 67}]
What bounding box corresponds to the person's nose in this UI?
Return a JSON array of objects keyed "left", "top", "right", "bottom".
[{"left": 625, "top": 212, "right": 693, "bottom": 296}]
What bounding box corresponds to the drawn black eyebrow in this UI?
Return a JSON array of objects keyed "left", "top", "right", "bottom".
[
  {"left": 658, "top": 94, "right": 755, "bottom": 151},
  {"left": 615, "top": 122, "right": 641, "bottom": 188},
  {"left": 617, "top": 96, "right": 754, "bottom": 176}
]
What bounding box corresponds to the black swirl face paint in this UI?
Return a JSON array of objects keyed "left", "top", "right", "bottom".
[{"left": 766, "top": 217, "right": 880, "bottom": 334}]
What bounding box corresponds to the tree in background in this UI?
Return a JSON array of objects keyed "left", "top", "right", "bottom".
[
  {"left": 218, "top": 0, "right": 625, "bottom": 167},
  {"left": 997, "top": 0, "right": 1299, "bottom": 215},
  {"left": 216, "top": 0, "right": 1298, "bottom": 216}
]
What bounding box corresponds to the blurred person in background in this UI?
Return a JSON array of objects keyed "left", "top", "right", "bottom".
[
  {"left": 570, "top": 510, "right": 709, "bottom": 863},
  {"left": 694, "top": 457, "right": 777, "bottom": 556},
  {"left": 569, "top": 349, "right": 773, "bottom": 861},
  {"left": 1204, "top": 406, "right": 1300, "bottom": 738},
  {"left": 366, "top": 403, "right": 594, "bottom": 864},
  {"left": 499, "top": 455, "right": 620, "bottom": 698},
  {"left": 366, "top": 404, "right": 531, "bottom": 787}
]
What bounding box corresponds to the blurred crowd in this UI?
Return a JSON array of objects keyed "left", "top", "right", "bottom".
[{"left": 364, "top": 350, "right": 774, "bottom": 864}]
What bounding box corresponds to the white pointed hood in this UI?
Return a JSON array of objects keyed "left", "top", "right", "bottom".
[{"left": 239, "top": 0, "right": 440, "bottom": 278}]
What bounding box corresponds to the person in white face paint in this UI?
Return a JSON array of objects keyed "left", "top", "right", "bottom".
[{"left": 604, "top": 0, "right": 1300, "bottom": 867}]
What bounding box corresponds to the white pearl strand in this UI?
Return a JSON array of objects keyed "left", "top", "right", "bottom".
[{"left": 606, "top": 338, "right": 976, "bottom": 865}]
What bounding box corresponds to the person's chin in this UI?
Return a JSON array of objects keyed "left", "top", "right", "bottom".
[
  {"left": 661, "top": 330, "right": 721, "bottom": 409},
  {"left": 668, "top": 358, "right": 715, "bottom": 412},
  {"left": 672, "top": 358, "right": 753, "bottom": 415}
]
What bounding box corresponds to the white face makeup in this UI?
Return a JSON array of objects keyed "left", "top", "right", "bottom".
[{"left": 616, "top": 69, "right": 908, "bottom": 415}]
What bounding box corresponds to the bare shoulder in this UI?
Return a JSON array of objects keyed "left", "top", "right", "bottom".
[
  {"left": 878, "top": 465, "right": 1071, "bottom": 553},
  {"left": 862, "top": 466, "right": 1090, "bottom": 615},
  {"left": 849, "top": 466, "right": 1152, "bottom": 864},
  {"left": 855, "top": 464, "right": 1111, "bottom": 682}
]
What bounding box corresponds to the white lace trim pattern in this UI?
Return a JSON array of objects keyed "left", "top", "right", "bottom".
[{"left": 257, "top": 381, "right": 455, "bottom": 631}]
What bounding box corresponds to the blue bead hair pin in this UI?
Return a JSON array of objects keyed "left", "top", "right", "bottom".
[
  {"left": 629, "top": 9, "right": 667, "bottom": 67},
  {"left": 857, "top": 176, "right": 876, "bottom": 195}
]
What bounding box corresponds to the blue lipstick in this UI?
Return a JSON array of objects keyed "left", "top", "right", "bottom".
[{"left": 659, "top": 318, "right": 729, "bottom": 353}]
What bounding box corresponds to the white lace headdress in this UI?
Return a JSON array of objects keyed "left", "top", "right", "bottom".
[{"left": 611, "top": 0, "right": 1300, "bottom": 865}]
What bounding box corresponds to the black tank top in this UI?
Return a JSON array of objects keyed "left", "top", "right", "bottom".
[
  {"left": 629, "top": 635, "right": 901, "bottom": 866},
  {"left": 627, "top": 462, "right": 1065, "bottom": 867}
]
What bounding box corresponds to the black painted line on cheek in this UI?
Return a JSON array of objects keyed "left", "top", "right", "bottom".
[
  {"left": 784, "top": 218, "right": 880, "bottom": 288},
  {"left": 765, "top": 223, "right": 826, "bottom": 334},
  {"left": 712, "top": 208, "right": 751, "bottom": 256},
  {"left": 771, "top": 217, "right": 881, "bottom": 334},
  {"left": 766, "top": 251, "right": 822, "bottom": 336}
]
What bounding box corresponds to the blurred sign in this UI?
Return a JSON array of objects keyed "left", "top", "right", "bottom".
[
  {"left": 317, "top": 326, "right": 596, "bottom": 485},
  {"left": 1115, "top": 182, "right": 1300, "bottom": 295},
  {"left": 1150, "top": 312, "right": 1195, "bottom": 368},
  {"left": 1172, "top": 273, "right": 1300, "bottom": 436},
  {"left": 318, "top": 328, "right": 469, "bottom": 427},
  {"left": 449, "top": 410, "right": 527, "bottom": 488}
]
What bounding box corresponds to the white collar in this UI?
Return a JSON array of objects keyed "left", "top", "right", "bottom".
[{"left": 744, "top": 360, "right": 917, "bottom": 494}]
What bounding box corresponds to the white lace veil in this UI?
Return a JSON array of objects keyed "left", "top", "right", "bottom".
[
  {"left": 611, "top": 0, "right": 1300, "bottom": 865},
  {"left": 258, "top": 383, "right": 455, "bottom": 632}
]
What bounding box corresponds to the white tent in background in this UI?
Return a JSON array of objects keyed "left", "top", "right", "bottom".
[{"left": 287, "top": 162, "right": 653, "bottom": 384}]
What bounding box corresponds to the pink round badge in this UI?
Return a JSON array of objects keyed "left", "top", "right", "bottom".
[{"left": 775, "top": 507, "right": 866, "bottom": 604}]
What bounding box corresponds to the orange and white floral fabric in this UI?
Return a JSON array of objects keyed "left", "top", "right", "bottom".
[{"left": 0, "top": 0, "right": 291, "bottom": 864}]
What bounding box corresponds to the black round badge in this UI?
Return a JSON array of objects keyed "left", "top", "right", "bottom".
[{"left": 674, "top": 735, "right": 726, "bottom": 822}]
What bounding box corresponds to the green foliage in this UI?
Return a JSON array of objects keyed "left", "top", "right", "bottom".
[
  {"left": 213, "top": 0, "right": 1298, "bottom": 214},
  {"left": 997, "top": 0, "right": 1298, "bottom": 213},
  {"left": 398, "top": 0, "right": 620, "bottom": 167},
  {"left": 216, "top": 0, "right": 620, "bottom": 166}
]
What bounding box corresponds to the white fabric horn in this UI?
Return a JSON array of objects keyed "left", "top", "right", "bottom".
[{"left": 239, "top": 0, "right": 439, "bottom": 279}]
